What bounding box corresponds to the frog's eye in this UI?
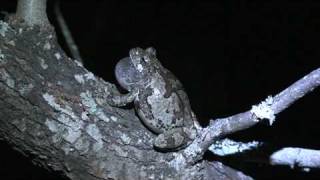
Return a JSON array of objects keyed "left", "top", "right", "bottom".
[
  {"left": 140, "top": 56, "right": 146, "bottom": 62},
  {"left": 129, "top": 47, "right": 143, "bottom": 58},
  {"left": 146, "top": 47, "right": 157, "bottom": 56},
  {"left": 142, "top": 56, "right": 151, "bottom": 63}
]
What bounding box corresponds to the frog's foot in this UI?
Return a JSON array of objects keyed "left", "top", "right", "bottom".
[
  {"left": 106, "top": 88, "right": 138, "bottom": 107},
  {"left": 154, "top": 127, "right": 195, "bottom": 150}
]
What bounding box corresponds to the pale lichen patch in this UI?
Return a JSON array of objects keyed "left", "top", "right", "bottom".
[
  {"left": 45, "top": 118, "right": 59, "bottom": 132},
  {"left": 58, "top": 114, "right": 83, "bottom": 131},
  {"left": 137, "top": 64, "right": 143, "bottom": 72},
  {"left": 43, "top": 42, "right": 51, "bottom": 50},
  {"left": 185, "top": 143, "right": 202, "bottom": 159},
  {"left": 0, "top": 21, "right": 9, "bottom": 37},
  {"left": 63, "top": 127, "right": 82, "bottom": 144},
  {"left": 43, "top": 93, "right": 84, "bottom": 143},
  {"left": 45, "top": 116, "right": 82, "bottom": 145},
  {"left": 209, "top": 138, "right": 260, "bottom": 156},
  {"left": 0, "top": 69, "right": 15, "bottom": 88},
  {"left": 47, "top": 34, "right": 53, "bottom": 39},
  {"left": 81, "top": 112, "right": 89, "bottom": 120},
  {"left": 110, "top": 116, "right": 118, "bottom": 122},
  {"left": 80, "top": 91, "right": 97, "bottom": 113},
  {"left": 74, "top": 74, "right": 85, "bottom": 84},
  {"left": 7, "top": 40, "right": 15, "bottom": 46},
  {"left": 92, "top": 141, "right": 104, "bottom": 152},
  {"left": 84, "top": 72, "right": 96, "bottom": 81},
  {"left": 54, "top": 52, "right": 61, "bottom": 60},
  {"left": 169, "top": 153, "right": 186, "bottom": 171},
  {"left": 120, "top": 134, "right": 131, "bottom": 144},
  {"left": 74, "top": 73, "right": 96, "bottom": 84},
  {"left": 39, "top": 58, "right": 48, "bottom": 69},
  {"left": 80, "top": 91, "right": 110, "bottom": 122},
  {"left": 96, "top": 110, "right": 110, "bottom": 122},
  {"left": 251, "top": 96, "right": 276, "bottom": 125},
  {"left": 42, "top": 93, "right": 78, "bottom": 120},
  {"left": 74, "top": 60, "right": 83, "bottom": 67},
  {"left": 57, "top": 114, "right": 83, "bottom": 143},
  {"left": 86, "top": 124, "right": 102, "bottom": 141},
  {"left": 0, "top": 49, "right": 5, "bottom": 65},
  {"left": 86, "top": 123, "right": 103, "bottom": 151}
]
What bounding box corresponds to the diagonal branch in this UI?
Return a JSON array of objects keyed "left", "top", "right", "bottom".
[
  {"left": 54, "top": 0, "right": 83, "bottom": 64},
  {"left": 171, "top": 67, "right": 320, "bottom": 168}
]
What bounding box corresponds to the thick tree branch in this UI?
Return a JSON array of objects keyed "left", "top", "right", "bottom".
[
  {"left": 0, "top": 1, "right": 256, "bottom": 179},
  {"left": 0, "top": 17, "right": 253, "bottom": 180},
  {"left": 172, "top": 67, "right": 320, "bottom": 168}
]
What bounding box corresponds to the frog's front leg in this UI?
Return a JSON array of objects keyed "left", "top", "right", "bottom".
[
  {"left": 107, "top": 88, "right": 138, "bottom": 107},
  {"left": 154, "top": 127, "right": 197, "bottom": 150}
]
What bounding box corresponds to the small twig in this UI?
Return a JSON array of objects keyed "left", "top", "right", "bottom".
[
  {"left": 171, "top": 67, "right": 320, "bottom": 169},
  {"left": 54, "top": 0, "right": 83, "bottom": 64},
  {"left": 270, "top": 147, "right": 320, "bottom": 170}
]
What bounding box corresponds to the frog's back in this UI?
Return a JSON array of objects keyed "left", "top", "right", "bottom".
[{"left": 135, "top": 67, "right": 195, "bottom": 134}]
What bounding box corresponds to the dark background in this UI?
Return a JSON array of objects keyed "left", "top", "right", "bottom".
[{"left": 1, "top": 0, "right": 320, "bottom": 179}]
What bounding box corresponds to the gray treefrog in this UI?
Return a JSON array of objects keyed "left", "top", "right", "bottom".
[{"left": 109, "top": 47, "right": 198, "bottom": 150}]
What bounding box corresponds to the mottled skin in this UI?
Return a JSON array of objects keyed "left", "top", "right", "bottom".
[{"left": 109, "top": 47, "right": 197, "bottom": 150}]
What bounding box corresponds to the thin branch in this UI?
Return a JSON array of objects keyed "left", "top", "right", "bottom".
[
  {"left": 270, "top": 147, "right": 320, "bottom": 169},
  {"left": 171, "top": 67, "right": 320, "bottom": 169},
  {"left": 54, "top": 0, "right": 83, "bottom": 64}
]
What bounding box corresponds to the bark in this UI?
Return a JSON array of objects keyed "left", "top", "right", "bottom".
[{"left": 0, "top": 19, "right": 252, "bottom": 180}]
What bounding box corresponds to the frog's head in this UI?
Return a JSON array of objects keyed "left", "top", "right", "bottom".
[
  {"left": 115, "top": 47, "right": 160, "bottom": 91},
  {"left": 129, "top": 47, "right": 159, "bottom": 73}
]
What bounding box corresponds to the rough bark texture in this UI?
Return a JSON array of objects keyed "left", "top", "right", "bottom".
[{"left": 0, "top": 19, "right": 253, "bottom": 180}]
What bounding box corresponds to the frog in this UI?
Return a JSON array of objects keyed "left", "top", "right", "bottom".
[{"left": 108, "top": 47, "right": 198, "bottom": 150}]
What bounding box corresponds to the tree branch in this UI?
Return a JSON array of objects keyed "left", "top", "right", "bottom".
[
  {"left": 172, "top": 67, "right": 320, "bottom": 168},
  {"left": 270, "top": 147, "right": 320, "bottom": 169},
  {"left": 0, "top": 16, "right": 253, "bottom": 180},
  {"left": 16, "top": 0, "right": 49, "bottom": 27}
]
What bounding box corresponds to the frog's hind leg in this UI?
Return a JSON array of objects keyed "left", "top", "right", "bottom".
[{"left": 153, "top": 127, "right": 193, "bottom": 150}]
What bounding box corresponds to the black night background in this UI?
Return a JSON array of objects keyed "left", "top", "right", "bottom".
[{"left": 1, "top": 0, "right": 320, "bottom": 179}]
